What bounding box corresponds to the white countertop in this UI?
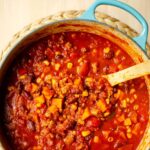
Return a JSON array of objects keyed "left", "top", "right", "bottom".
[{"left": 0, "top": 0, "right": 150, "bottom": 53}]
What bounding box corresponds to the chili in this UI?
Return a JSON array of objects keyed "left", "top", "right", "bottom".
[{"left": 2, "top": 32, "right": 149, "bottom": 150}]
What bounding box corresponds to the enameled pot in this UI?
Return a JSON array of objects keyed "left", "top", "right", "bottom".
[{"left": 0, "top": 0, "right": 149, "bottom": 149}]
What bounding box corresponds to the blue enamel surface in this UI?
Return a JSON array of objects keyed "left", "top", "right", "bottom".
[{"left": 79, "top": 0, "right": 148, "bottom": 51}]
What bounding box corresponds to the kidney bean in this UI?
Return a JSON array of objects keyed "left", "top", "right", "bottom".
[{"left": 77, "top": 61, "right": 90, "bottom": 77}]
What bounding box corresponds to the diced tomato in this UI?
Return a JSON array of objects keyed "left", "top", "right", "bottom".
[
  {"left": 86, "top": 116, "right": 100, "bottom": 128},
  {"left": 70, "top": 52, "right": 79, "bottom": 59},
  {"left": 113, "top": 139, "right": 127, "bottom": 149},
  {"left": 18, "top": 68, "right": 27, "bottom": 75},
  {"left": 109, "top": 64, "right": 118, "bottom": 73},
  {"left": 118, "top": 144, "right": 133, "bottom": 150}
]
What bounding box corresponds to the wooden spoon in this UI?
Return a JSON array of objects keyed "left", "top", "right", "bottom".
[{"left": 104, "top": 60, "right": 150, "bottom": 86}]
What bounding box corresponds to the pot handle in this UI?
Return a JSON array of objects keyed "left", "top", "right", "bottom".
[{"left": 79, "top": 0, "right": 148, "bottom": 52}]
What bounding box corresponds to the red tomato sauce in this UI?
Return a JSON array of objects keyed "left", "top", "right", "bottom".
[{"left": 2, "top": 32, "right": 149, "bottom": 150}]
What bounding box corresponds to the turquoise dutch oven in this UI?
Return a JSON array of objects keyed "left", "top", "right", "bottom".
[{"left": 0, "top": 0, "right": 149, "bottom": 149}]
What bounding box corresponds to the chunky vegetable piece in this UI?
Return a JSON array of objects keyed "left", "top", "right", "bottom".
[{"left": 2, "top": 32, "right": 149, "bottom": 150}]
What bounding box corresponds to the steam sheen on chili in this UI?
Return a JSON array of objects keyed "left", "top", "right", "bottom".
[{"left": 3, "top": 32, "right": 149, "bottom": 150}]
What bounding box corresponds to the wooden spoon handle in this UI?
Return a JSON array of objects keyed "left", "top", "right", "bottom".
[{"left": 104, "top": 60, "right": 150, "bottom": 86}]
